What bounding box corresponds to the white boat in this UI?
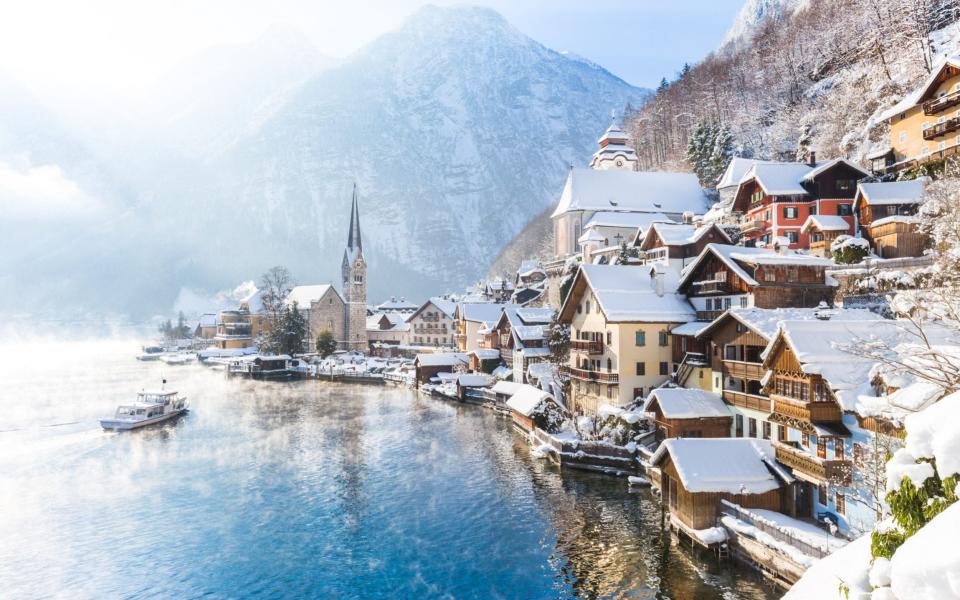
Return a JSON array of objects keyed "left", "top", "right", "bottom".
[
  {"left": 159, "top": 353, "right": 195, "bottom": 365},
  {"left": 100, "top": 387, "right": 189, "bottom": 430}
]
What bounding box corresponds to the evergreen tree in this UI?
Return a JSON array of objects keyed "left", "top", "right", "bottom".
[
  {"left": 708, "top": 122, "right": 734, "bottom": 187},
  {"left": 686, "top": 119, "right": 734, "bottom": 189},
  {"left": 657, "top": 77, "right": 669, "bottom": 94},
  {"left": 265, "top": 301, "right": 308, "bottom": 355},
  {"left": 315, "top": 330, "right": 337, "bottom": 358}
]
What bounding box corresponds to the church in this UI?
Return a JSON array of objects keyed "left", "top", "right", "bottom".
[{"left": 294, "top": 184, "right": 368, "bottom": 351}]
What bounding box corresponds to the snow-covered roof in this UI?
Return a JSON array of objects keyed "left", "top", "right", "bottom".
[
  {"left": 578, "top": 228, "right": 607, "bottom": 244},
  {"left": 651, "top": 438, "right": 783, "bottom": 494},
  {"left": 285, "top": 284, "right": 337, "bottom": 307},
  {"left": 871, "top": 215, "right": 921, "bottom": 228},
  {"left": 800, "top": 158, "right": 869, "bottom": 182},
  {"left": 575, "top": 264, "right": 695, "bottom": 323},
  {"left": 367, "top": 312, "right": 411, "bottom": 331},
  {"left": 429, "top": 297, "right": 456, "bottom": 319},
  {"left": 801, "top": 214, "right": 851, "bottom": 233},
  {"left": 644, "top": 221, "right": 732, "bottom": 247},
  {"left": 515, "top": 307, "right": 554, "bottom": 324},
  {"left": 458, "top": 302, "right": 509, "bottom": 325},
  {"left": 645, "top": 388, "right": 730, "bottom": 419},
  {"left": 470, "top": 349, "right": 501, "bottom": 359},
  {"left": 415, "top": 352, "right": 469, "bottom": 367},
  {"left": 584, "top": 211, "right": 671, "bottom": 230},
  {"left": 877, "top": 54, "right": 960, "bottom": 122},
  {"left": 668, "top": 321, "right": 709, "bottom": 337},
  {"left": 376, "top": 297, "right": 419, "bottom": 311},
  {"left": 491, "top": 381, "right": 525, "bottom": 396},
  {"left": 506, "top": 384, "right": 554, "bottom": 417},
  {"left": 597, "top": 120, "right": 631, "bottom": 145},
  {"left": 198, "top": 313, "right": 217, "bottom": 327},
  {"left": 855, "top": 180, "right": 926, "bottom": 208},
  {"left": 716, "top": 157, "right": 757, "bottom": 190},
  {"left": 456, "top": 373, "right": 494, "bottom": 387},
  {"left": 739, "top": 161, "right": 814, "bottom": 196},
  {"left": 240, "top": 288, "right": 266, "bottom": 313},
  {"left": 700, "top": 307, "right": 882, "bottom": 341},
  {"left": 514, "top": 325, "right": 545, "bottom": 341},
  {"left": 678, "top": 244, "right": 833, "bottom": 289},
  {"left": 551, "top": 168, "right": 709, "bottom": 218}
]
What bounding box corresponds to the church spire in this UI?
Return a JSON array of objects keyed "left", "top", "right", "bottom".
[{"left": 347, "top": 182, "right": 362, "bottom": 252}]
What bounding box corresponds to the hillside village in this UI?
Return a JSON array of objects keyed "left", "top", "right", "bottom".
[{"left": 154, "top": 22, "right": 960, "bottom": 600}]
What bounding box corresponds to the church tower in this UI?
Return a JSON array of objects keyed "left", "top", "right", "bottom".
[
  {"left": 341, "top": 184, "right": 368, "bottom": 352},
  {"left": 589, "top": 114, "right": 638, "bottom": 171}
]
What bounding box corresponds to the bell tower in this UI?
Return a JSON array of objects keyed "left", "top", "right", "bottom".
[
  {"left": 341, "top": 183, "right": 368, "bottom": 351},
  {"left": 589, "top": 113, "right": 638, "bottom": 171}
]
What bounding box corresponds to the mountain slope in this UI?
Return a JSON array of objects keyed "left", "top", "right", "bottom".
[{"left": 207, "top": 5, "right": 647, "bottom": 300}]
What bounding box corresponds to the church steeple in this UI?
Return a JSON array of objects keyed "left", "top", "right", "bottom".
[{"left": 347, "top": 182, "right": 362, "bottom": 253}]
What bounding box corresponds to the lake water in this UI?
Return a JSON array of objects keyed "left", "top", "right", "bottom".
[{"left": 0, "top": 340, "right": 778, "bottom": 599}]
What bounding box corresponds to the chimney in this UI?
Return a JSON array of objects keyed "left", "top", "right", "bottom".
[
  {"left": 682, "top": 211, "right": 693, "bottom": 225},
  {"left": 808, "top": 151, "right": 816, "bottom": 167}
]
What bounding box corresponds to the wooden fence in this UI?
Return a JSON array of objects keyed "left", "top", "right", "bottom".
[{"left": 720, "top": 499, "right": 831, "bottom": 559}]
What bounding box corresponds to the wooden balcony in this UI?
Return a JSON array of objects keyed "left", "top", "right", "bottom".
[
  {"left": 696, "top": 310, "right": 724, "bottom": 322},
  {"left": 772, "top": 395, "right": 842, "bottom": 423},
  {"left": 566, "top": 366, "right": 619, "bottom": 384},
  {"left": 740, "top": 219, "right": 768, "bottom": 234},
  {"left": 570, "top": 339, "right": 604, "bottom": 354},
  {"left": 693, "top": 279, "right": 732, "bottom": 294},
  {"left": 773, "top": 441, "right": 851, "bottom": 485},
  {"left": 923, "top": 89, "right": 960, "bottom": 115},
  {"left": 723, "top": 390, "right": 771, "bottom": 412},
  {"left": 722, "top": 359, "right": 765, "bottom": 381},
  {"left": 922, "top": 116, "right": 960, "bottom": 140}
]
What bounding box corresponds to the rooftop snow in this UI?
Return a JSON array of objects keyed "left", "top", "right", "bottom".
[
  {"left": 459, "top": 302, "right": 509, "bottom": 323},
  {"left": 705, "top": 306, "right": 882, "bottom": 341},
  {"left": 646, "top": 221, "right": 730, "bottom": 247},
  {"left": 679, "top": 244, "right": 832, "bottom": 289},
  {"left": 877, "top": 54, "right": 960, "bottom": 122},
  {"left": 651, "top": 438, "right": 783, "bottom": 494},
  {"left": 456, "top": 373, "right": 494, "bottom": 387},
  {"left": 506, "top": 385, "right": 554, "bottom": 417},
  {"left": 551, "top": 168, "right": 709, "bottom": 218},
  {"left": 646, "top": 388, "right": 730, "bottom": 419},
  {"left": 579, "top": 264, "right": 695, "bottom": 323},
  {"left": 856, "top": 180, "right": 926, "bottom": 207},
  {"left": 415, "top": 352, "right": 469, "bottom": 367},
  {"left": 285, "top": 284, "right": 336, "bottom": 307},
  {"left": 515, "top": 307, "right": 554, "bottom": 324},
  {"left": 739, "top": 161, "right": 814, "bottom": 196},
  {"left": 426, "top": 296, "right": 457, "bottom": 319},
  {"left": 801, "top": 214, "right": 851, "bottom": 233},
  {"left": 585, "top": 211, "right": 672, "bottom": 230},
  {"left": 800, "top": 158, "right": 869, "bottom": 182},
  {"left": 717, "top": 157, "right": 757, "bottom": 190},
  {"left": 491, "top": 381, "right": 525, "bottom": 396},
  {"left": 470, "top": 349, "right": 501, "bottom": 359}
]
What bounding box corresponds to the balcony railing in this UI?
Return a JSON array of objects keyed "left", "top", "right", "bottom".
[
  {"left": 740, "top": 219, "right": 768, "bottom": 234},
  {"left": 723, "top": 390, "right": 771, "bottom": 412},
  {"left": 570, "top": 339, "right": 604, "bottom": 354},
  {"left": 692, "top": 279, "right": 731, "bottom": 294},
  {"left": 566, "top": 366, "right": 619, "bottom": 384},
  {"left": 923, "top": 89, "right": 960, "bottom": 115},
  {"left": 922, "top": 117, "right": 960, "bottom": 140},
  {"left": 773, "top": 440, "right": 851, "bottom": 485},
  {"left": 772, "top": 395, "right": 842, "bottom": 423},
  {"left": 722, "top": 359, "right": 765, "bottom": 381},
  {"left": 695, "top": 310, "right": 724, "bottom": 322}
]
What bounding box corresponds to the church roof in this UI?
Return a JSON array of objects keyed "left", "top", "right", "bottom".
[
  {"left": 285, "top": 284, "right": 340, "bottom": 307},
  {"left": 551, "top": 168, "right": 710, "bottom": 218}
]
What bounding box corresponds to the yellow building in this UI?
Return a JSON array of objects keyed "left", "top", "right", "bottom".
[
  {"left": 558, "top": 264, "right": 695, "bottom": 416},
  {"left": 874, "top": 56, "right": 960, "bottom": 173},
  {"left": 213, "top": 309, "right": 254, "bottom": 349}
]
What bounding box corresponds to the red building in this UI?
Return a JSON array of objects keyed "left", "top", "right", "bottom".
[{"left": 731, "top": 157, "right": 870, "bottom": 249}]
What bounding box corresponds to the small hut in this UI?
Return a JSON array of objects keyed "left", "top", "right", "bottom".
[{"left": 644, "top": 388, "right": 732, "bottom": 441}]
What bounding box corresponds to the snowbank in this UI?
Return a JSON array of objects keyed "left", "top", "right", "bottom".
[{"left": 889, "top": 502, "right": 960, "bottom": 599}]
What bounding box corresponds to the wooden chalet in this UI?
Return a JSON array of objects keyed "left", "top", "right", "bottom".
[
  {"left": 651, "top": 438, "right": 793, "bottom": 530},
  {"left": 677, "top": 244, "right": 835, "bottom": 322},
  {"left": 800, "top": 215, "right": 851, "bottom": 258},
  {"left": 634, "top": 220, "right": 731, "bottom": 267},
  {"left": 854, "top": 180, "right": 928, "bottom": 258},
  {"left": 644, "top": 388, "right": 731, "bottom": 442},
  {"left": 413, "top": 353, "right": 469, "bottom": 386}
]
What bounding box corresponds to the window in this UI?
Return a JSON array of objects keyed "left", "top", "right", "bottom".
[
  {"left": 764, "top": 269, "right": 776, "bottom": 282},
  {"left": 749, "top": 418, "right": 757, "bottom": 438},
  {"left": 735, "top": 414, "right": 744, "bottom": 437},
  {"left": 605, "top": 331, "right": 612, "bottom": 345},
  {"left": 740, "top": 296, "right": 748, "bottom": 308},
  {"left": 636, "top": 362, "right": 645, "bottom": 376},
  {"left": 835, "top": 438, "right": 845, "bottom": 459},
  {"left": 837, "top": 203, "right": 853, "bottom": 216},
  {"left": 835, "top": 179, "right": 855, "bottom": 192},
  {"left": 801, "top": 432, "right": 810, "bottom": 447},
  {"left": 763, "top": 421, "right": 771, "bottom": 440},
  {"left": 778, "top": 424, "right": 787, "bottom": 441},
  {"left": 783, "top": 206, "right": 799, "bottom": 219},
  {"left": 940, "top": 141, "right": 947, "bottom": 151},
  {"left": 818, "top": 483, "right": 827, "bottom": 506},
  {"left": 836, "top": 492, "right": 846, "bottom": 515},
  {"left": 606, "top": 358, "right": 612, "bottom": 371},
  {"left": 899, "top": 131, "right": 907, "bottom": 144},
  {"left": 577, "top": 304, "right": 582, "bottom": 314},
  {"left": 817, "top": 437, "right": 827, "bottom": 459},
  {"left": 723, "top": 297, "right": 732, "bottom": 309},
  {"left": 853, "top": 442, "right": 865, "bottom": 464},
  {"left": 606, "top": 385, "right": 612, "bottom": 399},
  {"left": 800, "top": 382, "right": 809, "bottom": 402},
  {"left": 786, "top": 231, "right": 799, "bottom": 243},
  {"left": 585, "top": 301, "right": 591, "bottom": 313},
  {"left": 635, "top": 331, "right": 646, "bottom": 346},
  {"left": 633, "top": 387, "right": 644, "bottom": 400},
  {"left": 658, "top": 331, "right": 668, "bottom": 346},
  {"left": 659, "top": 362, "right": 668, "bottom": 376}
]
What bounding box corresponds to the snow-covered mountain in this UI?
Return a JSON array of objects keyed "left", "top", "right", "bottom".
[{"left": 205, "top": 5, "right": 647, "bottom": 300}]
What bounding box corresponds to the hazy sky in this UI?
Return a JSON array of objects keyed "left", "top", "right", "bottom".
[{"left": 1, "top": 0, "right": 743, "bottom": 99}]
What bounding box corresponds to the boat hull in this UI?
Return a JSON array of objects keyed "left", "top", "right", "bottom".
[{"left": 100, "top": 409, "right": 188, "bottom": 430}]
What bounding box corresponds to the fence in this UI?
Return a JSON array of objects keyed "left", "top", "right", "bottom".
[{"left": 720, "top": 499, "right": 831, "bottom": 559}]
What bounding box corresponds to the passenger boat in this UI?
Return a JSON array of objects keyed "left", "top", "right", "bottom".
[{"left": 100, "top": 386, "right": 189, "bottom": 430}]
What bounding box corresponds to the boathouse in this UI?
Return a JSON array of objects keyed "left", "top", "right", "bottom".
[{"left": 644, "top": 388, "right": 731, "bottom": 442}]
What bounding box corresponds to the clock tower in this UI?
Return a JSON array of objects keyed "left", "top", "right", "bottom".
[{"left": 589, "top": 115, "right": 638, "bottom": 171}]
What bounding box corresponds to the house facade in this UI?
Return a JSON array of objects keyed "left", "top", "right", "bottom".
[
  {"left": 407, "top": 297, "right": 457, "bottom": 347},
  {"left": 854, "top": 180, "right": 929, "bottom": 259},
  {"left": 558, "top": 264, "right": 695, "bottom": 414}
]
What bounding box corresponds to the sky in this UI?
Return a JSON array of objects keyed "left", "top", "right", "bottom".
[{"left": 0, "top": 0, "right": 744, "bottom": 100}]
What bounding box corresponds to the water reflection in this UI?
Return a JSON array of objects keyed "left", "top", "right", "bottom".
[{"left": 0, "top": 340, "right": 777, "bottom": 599}]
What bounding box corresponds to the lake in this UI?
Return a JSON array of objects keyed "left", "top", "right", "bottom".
[{"left": 0, "top": 340, "right": 778, "bottom": 599}]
